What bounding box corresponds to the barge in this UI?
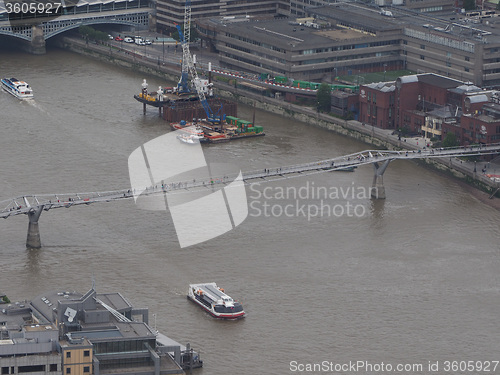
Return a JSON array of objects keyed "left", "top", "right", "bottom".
[
  {"left": 133, "top": 79, "right": 199, "bottom": 108},
  {"left": 187, "top": 282, "right": 245, "bottom": 319},
  {"left": 171, "top": 115, "right": 265, "bottom": 144}
]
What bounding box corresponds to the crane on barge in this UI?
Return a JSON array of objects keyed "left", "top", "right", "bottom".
[{"left": 174, "top": 0, "right": 224, "bottom": 124}]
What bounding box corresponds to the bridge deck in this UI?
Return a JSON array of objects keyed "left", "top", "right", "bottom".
[{"left": 1, "top": 144, "right": 499, "bottom": 219}]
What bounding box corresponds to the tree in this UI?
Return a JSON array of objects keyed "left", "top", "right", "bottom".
[
  {"left": 463, "top": 0, "right": 476, "bottom": 11},
  {"left": 316, "top": 83, "right": 331, "bottom": 112},
  {"left": 442, "top": 132, "right": 459, "bottom": 147},
  {"left": 78, "top": 25, "right": 109, "bottom": 42}
]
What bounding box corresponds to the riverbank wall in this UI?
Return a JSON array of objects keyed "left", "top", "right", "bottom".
[
  {"left": 58, "top": 36, "right": 182, "bottom": 85},
  {"left": 57, "top": 36, "right": 500, "bottom": 197}
]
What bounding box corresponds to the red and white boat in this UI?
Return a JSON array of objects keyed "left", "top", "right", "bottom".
[
  {"left": 187, "top": 283, "right": 245, "bottom": 319},
  {"left": 171, "top": 121, "right": 206, "bottom": 142}
]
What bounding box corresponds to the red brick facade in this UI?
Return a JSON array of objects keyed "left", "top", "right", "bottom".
[{"left": 358, "top": 73, "right": 500, "bottom": 144}]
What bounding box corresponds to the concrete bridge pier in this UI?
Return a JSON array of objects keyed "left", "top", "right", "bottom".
[
  {"left": 26, "top": 206, "right": 44, "bottom": 248},
  {"left": 371, "top": 159, "right": 391, "bottom": 199},
  {"left": 30, "top": 25, "right": 46, "bottom": 54}
]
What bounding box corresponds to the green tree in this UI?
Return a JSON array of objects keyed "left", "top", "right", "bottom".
[
  {"left": 78, "top": 26, "right": 109, "bottom": 42},
  {"left": 463, "top": 0, "right": 476, "bottom": 11},
  {"left": 442, "top": 132, "right": 459, "bottom": 147},
  {"left": 316, "top": 83, "right": 331, "bottom": 112}
]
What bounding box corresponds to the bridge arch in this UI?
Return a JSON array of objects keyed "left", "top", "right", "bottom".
[
  {"left": 0, "top": 11, "right": 149, "bottom": 42},
  {"left": 43, "top": 14, "right": 149, "bottom": 39}
]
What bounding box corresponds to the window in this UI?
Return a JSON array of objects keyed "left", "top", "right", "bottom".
[
  {"left": 66, "top": 352, "right": 71, "bottom": 359},
  {"left": 420, "top": 44, "right": 425, "bottom": 49},
  {"left": 465, "top": 56, "right": 470, "bottom": 62},
  {"left": 84, "top": 350, "right": 90, "bottom": 357},
  {"left": 84, "top": 367, "right": 90, "bottom": 373},
  {"left": 18, "top": 365, "right": 46, "bottom": 373},
  {"left": 50, "top": 364, "right": 58, "bottom": 372},
  {"left": 420, "top": 55, "right": 425, "bottom": 60},
  {"left": 66, "top": 368, "right": 71, "bottom": 374},
  {"left": 465, "top": 67, "right": 469, "bottom": 72}
]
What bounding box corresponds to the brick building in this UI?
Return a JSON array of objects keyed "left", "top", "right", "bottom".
[
  {"left": 359, "top": 82, "right": 396, "bottom": 129},
  {"left": 447, "top": 102, "right": 500, "bottom": 145},
  {"left": 359, "top": 73, "right": 500, "bottom": 145}
]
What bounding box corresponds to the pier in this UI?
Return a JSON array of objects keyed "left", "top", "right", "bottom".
[{"left": 1, "top": 144, "right": 499, "bottom": 248}]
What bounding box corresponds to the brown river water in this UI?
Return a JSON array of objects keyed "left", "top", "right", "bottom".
[{"left": 1, "top": 48, "right": 499, "bottom": 375}]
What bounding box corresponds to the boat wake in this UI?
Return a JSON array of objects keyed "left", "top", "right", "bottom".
[{"left": 26, "top": 99, "right": 50, "bottom": 115}]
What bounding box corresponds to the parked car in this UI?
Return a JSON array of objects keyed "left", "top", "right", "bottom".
[
  {"left": 144, "top": 39, "right": 152, "bottom": 45},
  {"left": 115, "top": 36, "right": 123, "bottom": 41},
  {"left": 108, "top": 34, "right": 114, "bottom": 40},
  {"left": 123, "top": 37, "right": 134, "bottom": 43},
  {"left": 135, "top": 39, "right": 146, "bottom": 45}
]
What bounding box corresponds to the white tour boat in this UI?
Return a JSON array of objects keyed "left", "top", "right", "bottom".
[
  {"left": 187, "top": 283, "right": 245, "bottom": 319},
  {"left": 1, "top": 78, "right": 34, "bottom": 99}
]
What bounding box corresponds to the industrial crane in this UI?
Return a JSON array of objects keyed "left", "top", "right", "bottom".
[{"left": 175, "top": 0, "right": 223, "bottom": 124}]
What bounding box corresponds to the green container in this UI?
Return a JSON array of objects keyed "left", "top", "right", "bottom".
[
  {"left": 255, "top": 126, "right": 264, "bottom": 133},
  {"left": 274, "top": 76, "right": 287, "bottom": 84},
  {"left": 247, "top": 127, "right": 255, "bottom": 132},
  {"left": 293, "top": 80, "right": 309, "bottom": 88},
  {"left": 226, "top": 116, "right": 238, "bottom": 125},
  {"left": 238, "top": 120, "right": 252, "bottom": 127}
]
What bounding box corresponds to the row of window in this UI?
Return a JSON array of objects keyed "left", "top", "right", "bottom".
[
  {"left": 225, "top": 33, "right": 286, "bottom": 53},
  {"left": 65, "top": 350, "right": 90, "bottom": 358},
  {"left": 2, "top": 364, "right": 58, "bottom": 374},
  {"left": 93, "top": 338, "right": 155, "bottom": 354},
  {"left": 65, "top": 366, "right": 90, "bottom": 374},
  {"left": 301, "top": 39, "right": 399, "bottom": 55}
]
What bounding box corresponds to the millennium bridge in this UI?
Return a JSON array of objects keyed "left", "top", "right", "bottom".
[{"left": 2, "top": 143, "right": 500, "bottom": 248}]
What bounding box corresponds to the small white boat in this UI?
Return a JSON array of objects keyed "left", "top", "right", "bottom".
[
  {"left": 187, "top": 282, "right": 245, "bottom": 319},
  {"left": 177, "top": 134, "right": 199, "bottom": 145},
  {"left": 172, "top": 121, "right": 206, "bottom": 141},
  {"left": 1, "top": 78, "right": 34, "bottom": 99}
]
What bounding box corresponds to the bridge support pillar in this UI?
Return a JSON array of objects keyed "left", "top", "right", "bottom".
[
  {"left": 29, "top": 25, "right": 46, "bottom": 54},
  {"left": 26, "top": 206, "right": 44, "bottom": 248},
  {"left": 371, "top": 160, "right": 391, "bottom": 199}
]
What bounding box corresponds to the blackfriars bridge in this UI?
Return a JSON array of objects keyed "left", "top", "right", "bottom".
[
  {"left": 0, "top": 0, "right": 150, "bottom": 54},
  {"left": 2, "top": 144, "right": 500, "bottom": 248}
]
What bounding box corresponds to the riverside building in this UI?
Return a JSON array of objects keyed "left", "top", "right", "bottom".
[
  {"left": 358, "top": 72, "right": 500, "bottom": 145},
  {"left": 195, "top": 2, "right": 500, "bottom": 88},
  {"left": 0, "top": 287, "right": 195, "bottom": 375}
]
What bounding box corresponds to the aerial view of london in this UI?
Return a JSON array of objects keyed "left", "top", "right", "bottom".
[{"left": 1, "top": 0, "right": 500, "bottom": 374}]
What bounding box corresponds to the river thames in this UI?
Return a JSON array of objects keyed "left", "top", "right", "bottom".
[{"left": 1, "top": 47, "right": 499, "bottom": 374}]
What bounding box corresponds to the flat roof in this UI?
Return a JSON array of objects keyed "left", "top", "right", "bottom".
[
  {"left": 96, "top": 293, "right": 132, "bottom": 312},
  {"left": 418, "top": 73, "right": 464, "bottom": 89}
]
